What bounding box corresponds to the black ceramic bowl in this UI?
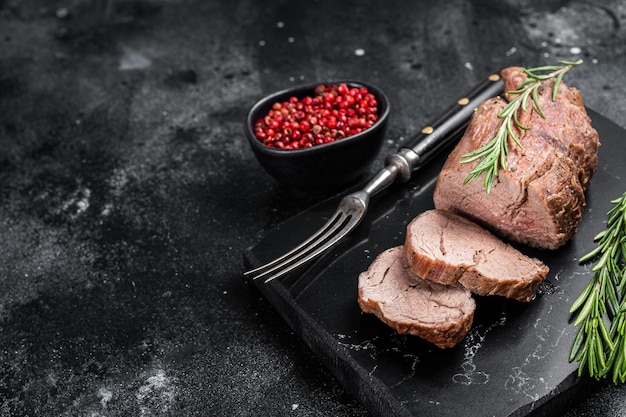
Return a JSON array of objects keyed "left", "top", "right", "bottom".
[{"left": 245, "top": 81, "right": 390, "bottom": 191}]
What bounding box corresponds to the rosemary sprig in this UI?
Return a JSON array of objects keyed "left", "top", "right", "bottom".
[
  {"left": 460, "top": 60, "right": 583, "bottom": 193},
  {"left": 570, "top": 191, "right": 626, "bottom": 382}
]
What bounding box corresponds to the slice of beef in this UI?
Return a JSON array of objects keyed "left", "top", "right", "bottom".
[
  {"left": 404, "top": 209, "right": 549, "bottom": 302},
  {"left": 433, "top": 66, "right": 600, "bottom": 249},
  {"left": 358, "top": 246, "right": 475, "bottom": 349}
]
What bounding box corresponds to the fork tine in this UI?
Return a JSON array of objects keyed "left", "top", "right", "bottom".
[
  {"left": 249, "top": 209, "right": 353, "bottom": 282},
  {"left": 256, "top": 211, "right": 358, "bottom": 283},
  {"left": 245, "top": 194, "right": 367, "bottom": 282},
  {"left": 243, "top": 207, "right": 345, "bottom": 278},
  {"left": 259, "top": 210, "right": 362, "bottom": 283}
]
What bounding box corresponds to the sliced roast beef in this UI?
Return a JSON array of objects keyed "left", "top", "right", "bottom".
[
  {"left": 404, "top": 209, "right": 549, "bottom": 302},
  {"left": 358, "top": 246, "right": 475, "bottom": 349},
  {"left": 433, "top": 66, "right": 600, "bottom": 249}
]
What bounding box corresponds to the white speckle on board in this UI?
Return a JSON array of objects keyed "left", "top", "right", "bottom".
[
  {"left": 259, "top": 40, "right": 266, "bottom": 47},
  {"left": 453, "top": 313, "right": 506, "bottom": 385},
  {"left": 354, "top": 48, "right": 365, "bottom": 56},
  {"left": 504, "top": 345, "right": 549, "bottom": 401},
  {"left": 136, "top": 369, "right": 178, "bottom": 416},
  {"left": 287, "top": 36, "right": 295, "bottom": 43},
  {"left": 46, "top": 373, "right": 57, "bottom": 386},
  {"left": 101, "top": 203, "right": 113, "bottom": 216},
  {"left": 506, "top": 366, "right": 541, "bottom": 400},
  {"left": 291, "top": 403, "right": 299, "bottom": 410},
  {"left": 276, "top": 21, "right": 285, "bottom": 28},
  {"left": 107, "top": 168, "right": 129, "bottom": 195},
  {"left": 504, "top": 314, "right": 567, "bottom": 400},
  {"left": 452, "top": 334, "right": 489, "bottom": 385},
  {"left": 98, "top": 387, "right": 113, "bottom": 408},
  {"left": 56, "top": 7, "right": 69, "bottom": 18},
  {"left": 337, "top": 337, "right": 376, "bottom": 352},
  {"left": 62, "top": 187, "right": 91, "bottom": 219},
  {"left": 390, "top": 352, "right": 421, "bottom": 388},
  {"left": 505, "top": 46, "right": 517, "bottom": 56},
  {"left": 569, "top": 46, "right": 582, "bottom": 55},
  {"left": 119, "top": 47, "right": 152, "bottom": 71}
]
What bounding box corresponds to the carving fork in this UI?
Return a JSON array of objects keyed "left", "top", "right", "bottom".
[{"left": 245, "top": 74, "right": 504, "bottom": 283}]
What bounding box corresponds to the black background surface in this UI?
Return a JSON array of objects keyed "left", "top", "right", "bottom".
[{"left": 2, "top": 1, "right": 626, "bottom": 416}]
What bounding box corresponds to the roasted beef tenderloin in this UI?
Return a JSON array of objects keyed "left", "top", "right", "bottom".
[
  {"left": 433, "top": 66, "right": 599, "bottom": 249},
  {"left": 358, "top": 246, "right": 475, "bottom": 349},
  {"left": 404, "top": 209, "right": 549, "bottom": 302}
]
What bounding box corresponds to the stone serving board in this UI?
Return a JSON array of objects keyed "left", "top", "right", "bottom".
[{"left": 244, "top": 109, "right": 620, "bottom": 417}]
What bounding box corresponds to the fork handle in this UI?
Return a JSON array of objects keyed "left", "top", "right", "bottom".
[{"left": 386, "top": 73, "right": 504, "bottom": 182}]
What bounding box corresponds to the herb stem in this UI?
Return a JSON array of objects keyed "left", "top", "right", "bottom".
[
  {"left": 570, "top": 191, "right": 626, "bottom": 382},
  {"left": 461, "top": 60, "right": 583, "bottom": 193}
]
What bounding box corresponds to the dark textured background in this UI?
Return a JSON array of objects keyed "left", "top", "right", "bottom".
[{"left": 1, "top": 0, "right": 625, "bottom": 416}]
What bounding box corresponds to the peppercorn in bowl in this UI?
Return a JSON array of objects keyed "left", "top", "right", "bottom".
[{"left": 245, "top": 81, "right": 390, "bottom": 191}]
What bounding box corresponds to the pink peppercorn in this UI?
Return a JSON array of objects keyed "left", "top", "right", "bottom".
[{"left": 254, "top": 83, "right": 379, "bottom": 149}]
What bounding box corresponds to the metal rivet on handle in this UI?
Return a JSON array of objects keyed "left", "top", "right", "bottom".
[
  {"left": 421, "top": 126, "right": 434, "bottom": 134},
  {"left": 457, "top": 97, "right": 470, "bottom": 105},
  {"left": 488, "top": 74, "right": 500, "bottom": 81}
]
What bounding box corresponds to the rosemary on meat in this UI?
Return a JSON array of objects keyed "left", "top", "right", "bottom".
[
  {"left": 569, "top": 191, "right": 626, "bottom": 382},
  {"left": 460, "top": 60, "right": 583, "bottom": 194}
]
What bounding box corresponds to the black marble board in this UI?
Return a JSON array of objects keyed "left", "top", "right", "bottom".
[{"left": 243, "top": 109, "right": 621, "bottom": 417}]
